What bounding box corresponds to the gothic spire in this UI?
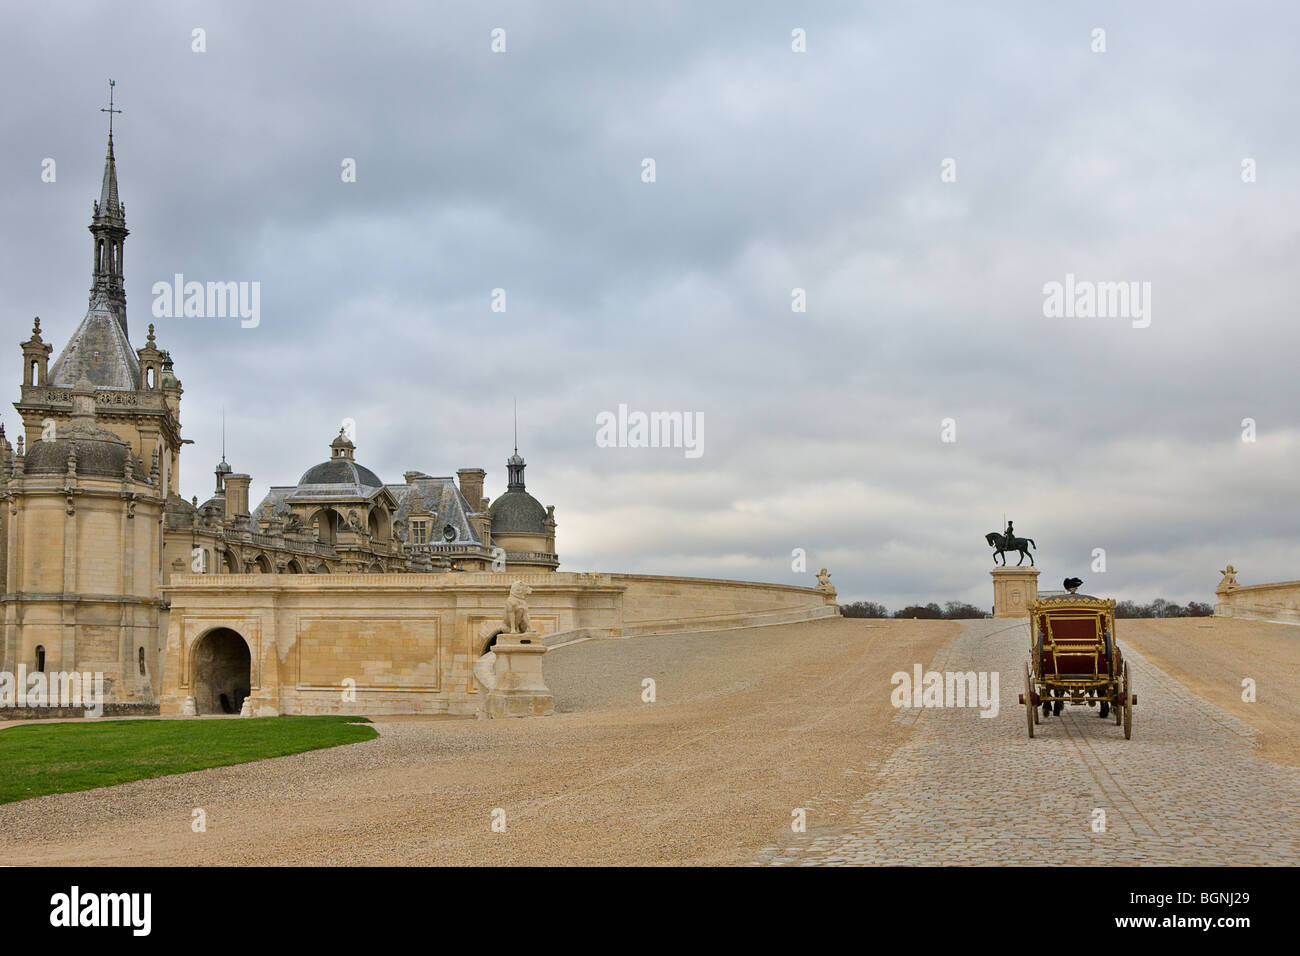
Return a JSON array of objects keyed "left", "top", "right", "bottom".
[
  {"left": 97, "top": 132, "right": 122, "bottom": 223},
  {"left": 48, "top": 84, "right": 138, "bottom": 387},
  {"left": 89, "top": 78, "right": 129, "bottom": 337}
]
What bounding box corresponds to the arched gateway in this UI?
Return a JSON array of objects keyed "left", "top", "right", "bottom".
[{"left": 191, "top": 628, "right": 251, "bottom": 714}]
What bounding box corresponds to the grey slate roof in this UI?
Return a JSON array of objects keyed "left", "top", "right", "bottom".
[
  {"left": 252, "top": 476, "right": 481, "bottom": 547},
  {"left": 288, "top": 458, "right": 386, "bottom": 500},
  {"left": 390, "top": 478, "right": 483, "bottom": 546},
  {"left": 388, "top": 477, "right": 481, "bottom": 545},
  {"left": 48, "top": 290, "right": 140, "bottom": 389},
  {"left": 489, "top": 490, "right": 547, "bottom": 534},
  {"left": 255, "top": 486, "right": 296, "bottom": 518}
]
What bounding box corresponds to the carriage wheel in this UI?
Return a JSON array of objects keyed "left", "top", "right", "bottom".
[
  {"left": 1024, "top": 664, "right": 1035, "bottom": 738},
  {"left": 1122, "top": 662, "right": 1133, "bottom": 740}
]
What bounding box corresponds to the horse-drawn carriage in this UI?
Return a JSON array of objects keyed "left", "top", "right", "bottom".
[{"left": 1018, "top": 592, "right": 1136, "bottom": 739}]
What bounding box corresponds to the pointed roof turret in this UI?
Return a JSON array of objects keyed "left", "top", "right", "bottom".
[
  {"left": 49, "top": 84, "right": 138, "bottom": 387},
  {"left": 95, "top": 132, "right": 123, "bottom": 224},
  {"left": 95, "top": 79, "right": 123, "bottom": 222}
]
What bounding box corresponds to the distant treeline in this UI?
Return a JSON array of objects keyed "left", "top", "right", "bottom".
[
  {"left": 840, "top": 601, "right": 987, "bottom": 619},
  {"left": 840, "top": 598, "right": 1215, "bottom": 619},
  {"left": 1115, "top": 600, "right": 1213, "bottom": 618}
]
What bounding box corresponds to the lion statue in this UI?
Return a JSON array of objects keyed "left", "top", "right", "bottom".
[{"left": 504, "top": 581, "right": 532, "bottom": 634}]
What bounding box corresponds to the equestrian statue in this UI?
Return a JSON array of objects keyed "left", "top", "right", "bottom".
[{"left": 985, "top": 519, "right": 1036, "bottom": 567}]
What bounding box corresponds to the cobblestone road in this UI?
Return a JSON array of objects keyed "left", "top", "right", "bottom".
[{"left": 757, "top": 618, "right": 1300, "bottom": 866}]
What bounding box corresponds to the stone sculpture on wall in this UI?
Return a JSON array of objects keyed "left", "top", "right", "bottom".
[
  {"left": 504, "top": 581, "right": 532, "bottom": 634},
  {"left": 1217, "top": 565, "right": 1239, "bottom": 592}
]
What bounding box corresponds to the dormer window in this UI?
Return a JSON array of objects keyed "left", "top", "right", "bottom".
[{"left": 410, "top": 519, "right": 429, "bottom": 545}]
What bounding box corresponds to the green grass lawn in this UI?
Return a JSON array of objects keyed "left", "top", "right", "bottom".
[{"left": 0, "top": 715, "right": 378, "bottom": 804}]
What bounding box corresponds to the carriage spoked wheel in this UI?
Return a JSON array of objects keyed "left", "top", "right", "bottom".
[
  {"left": 1024, "top": 664, "right": 1035, "bottom": 738},
  {"left": 1122, "top": 661, "right": 1133, "bottom": 740}
]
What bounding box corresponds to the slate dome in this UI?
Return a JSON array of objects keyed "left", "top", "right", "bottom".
[
  {"left": 291, "top": 429, "right": 384, "bottom": 499},
  {"left": 24, "top": 376, "right": 146, "bottom": 480},
  {"left": 488, "top": 451, "right": 547, "bottom": 534},
  {"left": 489, "top": 490, "right": 547, "bottom": 534}
]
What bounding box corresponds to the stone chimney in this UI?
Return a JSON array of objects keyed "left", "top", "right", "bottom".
[
  {"left": 457, "top": 468, "right": 487, "bottom": 511},
  {"left": 224, "top": 473, "right": 251, "bottom": 527}
]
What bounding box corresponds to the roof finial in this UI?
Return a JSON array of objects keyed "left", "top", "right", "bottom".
[
  {"left": 513, "top": 397, "right": 518, "bottom": 455},
  {"left": 221, "top": 405, "right": 226, "bottom": 462},
  {"left": 100, "top": 79, "right": 121, "bottom": 138}
]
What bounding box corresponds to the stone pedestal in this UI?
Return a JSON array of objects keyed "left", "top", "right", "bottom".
[
  {"left": 181, "top": 696, "right": 197, "bottom": 717},
  {"left": 484, "top": 634, "right": 555, "bottom": 718},
  {"left": 991, "top": 567, "right": 1039, "bottom": 618}
]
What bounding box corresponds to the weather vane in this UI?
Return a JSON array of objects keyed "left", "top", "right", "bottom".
[{"left": 100, "top": 78, "right": 121, "bottom": 136}]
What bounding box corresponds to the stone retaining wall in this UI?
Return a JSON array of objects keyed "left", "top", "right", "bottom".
[
  {"left": 1214, "top": 579, "right": 1300, "bottom": 623},
  {"left": 159, "top": 571, "right": 835, "bottom": 716}
]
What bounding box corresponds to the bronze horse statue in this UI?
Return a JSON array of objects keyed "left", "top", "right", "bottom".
[{"left": 985, "top": 531, "right": 1036, "bottom": 566}]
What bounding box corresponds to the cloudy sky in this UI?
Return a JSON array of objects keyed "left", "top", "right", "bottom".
[{"left": 2, "top": 1, "right": 1297, "bottom": 608}]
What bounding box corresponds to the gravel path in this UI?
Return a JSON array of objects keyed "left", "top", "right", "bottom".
[
  {"left": 756, "top": 618, "right": 1300, "bottom": 866},
  {"left": 0, "top": 618, "right": 954, "bottom": 866},
  {"left": 4, "top": 615, "right": 1294, "bottom": 866}
]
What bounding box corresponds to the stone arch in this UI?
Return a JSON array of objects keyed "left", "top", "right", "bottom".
[
  {"left": 284, "top": 558, "right": 305, "bottom": 574},
  {"left": 475, "top": 623, "right": 507, "bottom": 658},
  {"left": 223, "top": 549, "right": 242, "bottom": 574},
  {"left": 190, "top": 627, "right": 251, "bottom": 715},
  {"left": 310, "top": 508, "right": 339, "bottom": 546},
  {"left": 249, "top": 553, "right": 274, "bottom": 574},
  {"left": 367, "top": 505, "right": 391, "bottom": 542}
]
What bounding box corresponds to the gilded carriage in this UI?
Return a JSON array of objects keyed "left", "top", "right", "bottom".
[{"left": 1018, "top": 593, "right": 1136, "bottom": 739}]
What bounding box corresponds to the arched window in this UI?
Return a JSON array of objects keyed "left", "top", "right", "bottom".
[
  {"left": 138, "top": 647, "right": 146, "bottom": 676},
  {"left": 146, "top": 366, "right": 155, "bottom": 389},
  {"left": 35, "top": 645, "right": 45, "bottom": 673},
  {"left": 29, "top": 360, "right": 38, "bottom": 385}
]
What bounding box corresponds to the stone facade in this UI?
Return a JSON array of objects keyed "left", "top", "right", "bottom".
[
  {"left": 0, "top": 128, "right": 559, "bottom": 714},
  {"left": 2, "top": 376, "right": 164, "bottom": 708},
  {"left": 3, "top": 120, "right": 835, "bottom": 719}
]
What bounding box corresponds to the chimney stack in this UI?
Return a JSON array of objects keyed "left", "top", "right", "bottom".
[
  {"left": 457, "top": 468, "right": 486, "bottom": 512},
  {"left": 224, "top": 473, "right": 251, "bottom": 525}
]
